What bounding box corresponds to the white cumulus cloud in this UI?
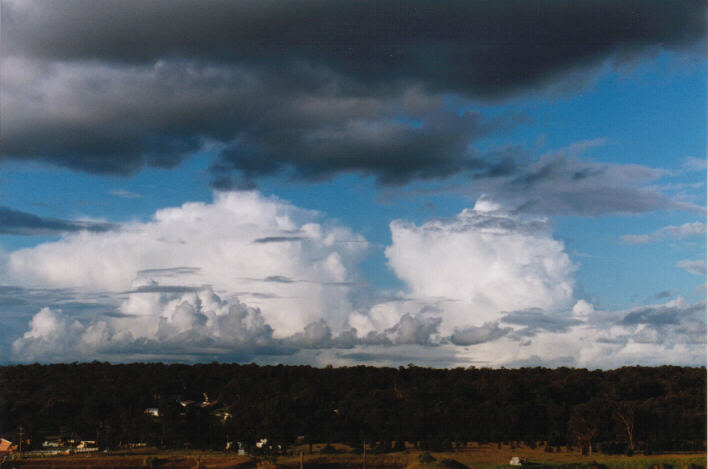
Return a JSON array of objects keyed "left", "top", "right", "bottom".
[
  {"left": 375, "top": 199, "right": 575, "bottom": 335},
  {"left": 8, "top": 191, "right": 369, "bottom": 336},
  {"left": 12, "top": 288, "right": 283, "bottom": 362}
]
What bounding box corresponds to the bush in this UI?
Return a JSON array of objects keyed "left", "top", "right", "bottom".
[
  {"left": 419, "top": 451, "right": 436, "bottom": 463},
  {"left": 320, "top": 444, "right": 337, "bottom": 454},
  {"left": 372, "top": 444, "right": 389, "bottom": 454},
  {"left": 440, "top": 458, "right": 468, "bottom": 469},
  {"left": 144, "top": 456, "right": 161, "bottom": 468}
]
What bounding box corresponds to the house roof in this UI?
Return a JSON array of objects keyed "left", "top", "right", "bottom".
[{"left": 0, "top": 438, "right": 16, "bottom": 452}]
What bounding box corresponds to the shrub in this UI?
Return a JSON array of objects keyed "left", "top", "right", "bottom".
[
  {"left": 440, "top": 458, "right": 468, "bottom": 469},
  {"left": 372, "top": 444, "right": 389, "bottom": 454},
  {"left": 419, "top": 451, "right": 436, "bottom": 463},
  {"left": 320, "top": 444, "right": 337, "bottom": 454}
]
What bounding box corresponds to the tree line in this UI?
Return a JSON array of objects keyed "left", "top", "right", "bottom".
[{"left": 0, "top": 363, "right": 704, "bottom": 455}]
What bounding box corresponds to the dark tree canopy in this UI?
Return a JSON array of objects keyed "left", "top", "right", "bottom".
[{"left": 0, "top": 363, "right": 704, "bottom": 453}]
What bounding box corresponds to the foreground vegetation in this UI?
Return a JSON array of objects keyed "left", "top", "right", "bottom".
[
  {"left": 5, "top": 444, "right": 707, "bottom": 469},
  {"left": 1, "top": 364, "right": 705, "bottom": 455}
]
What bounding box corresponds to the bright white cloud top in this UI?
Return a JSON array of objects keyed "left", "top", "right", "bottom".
[
  {"left": 9, "top": 191, "right": 368, "bottom": 336},
  {"left": 8, "top": 191, "right": 705, "bottom": 367},
  {"left": 385, "top": 198, "right": 575, "bottom": 330}
]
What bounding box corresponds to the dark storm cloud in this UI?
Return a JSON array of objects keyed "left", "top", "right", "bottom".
[
  {"left": 212, "top": 109, "right": 525, "bottom": 187},
  {"left": 1, "top": 0, "right": 705, "bottom": 186},
  {"left": 0, "top": 206, "right": 116, "bottom": 235},
  {"left": 1, "top": 56, "right": 520, "bottom": 186},
  {"left": 5, "top": 0, "right": 704, "bottom": 93}
]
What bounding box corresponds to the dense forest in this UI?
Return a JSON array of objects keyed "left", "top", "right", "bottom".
[{"left": 0, "top": 364, "right": 704, "bottom": 456}]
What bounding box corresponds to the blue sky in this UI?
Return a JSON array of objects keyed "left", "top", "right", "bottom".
[{"left": 0, "top": 0, "right": 705, "bottom": 367}]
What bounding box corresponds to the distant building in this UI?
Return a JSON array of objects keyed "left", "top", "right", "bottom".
[
  {"left": 214, "top": 410, "right": 232, "bottom": 422},
  {"left": 237, "top": 441, "right": 246, "bottom": 456},
  {"left": 42, "top": 437, "right": 64, "bottom": 448},
  {"left": 509, "top": 457, "right": 527, "bottom": 466},
  {"left": 144, "top": 408, "right": 160, "bottom": 417},
  {"left": 200, "top": 393, "right": 218, "bottom": 408},
  {"left": 256, "top": 438, "right": 268, "bottom": 449}
]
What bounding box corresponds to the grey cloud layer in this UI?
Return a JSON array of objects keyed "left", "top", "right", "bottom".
[
  {"left": 486, "top": 155, "right": 698, "bottom": 215},
  {"left": 10, "top": 287, "right": 447, "bottom": 363},
  {"left": 620, "top": 299, "right": 707, "bottom": 347},
  {"left": 2, "top": 0, "right": 705, "bottom": 187},
  {"left": 6, "top": 0, "right": 704, "bottom": 92},
  {"left": 449, "top": 322, "right": 511, "bottom": 346},
  {"left": 10, "top": 287, "right": 705, "bottom": 366},
  {"left": 501, "top": 308, "right": 583, "bottom": 336},
  {"left": 0, "top": 206, "right": 116, "bottom": 235}
]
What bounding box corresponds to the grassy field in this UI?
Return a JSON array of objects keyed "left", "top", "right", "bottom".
[{"left": 5, "top": 443, "right": 706, "bottom": 469}]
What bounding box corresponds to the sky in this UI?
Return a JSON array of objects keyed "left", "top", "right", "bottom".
[{"left": 0, "top": 0, "right": 706, "bottom": 368}]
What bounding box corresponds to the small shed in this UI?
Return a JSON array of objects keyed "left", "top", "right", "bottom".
[{"left": 509, "top": 456, "right": 527, "bottom": 466}]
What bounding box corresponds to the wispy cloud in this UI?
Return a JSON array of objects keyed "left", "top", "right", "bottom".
[
  {"left": 678, "top": 259, "right": 707, "bottom": 276},
  {"left": 108, "top": 189, "right": 143, "bottom": 199},
  {"left": 682, "top": 156, "right": 707, "bottom": 172},
  {"left": 0, "top": 206, "right": 116, "bottom": 236},
  {"left": 253, "top": 236, "right": 305, "bottom": 244},
  {"left": 621, "top": 222, "right": 706, "bottom": 244}
]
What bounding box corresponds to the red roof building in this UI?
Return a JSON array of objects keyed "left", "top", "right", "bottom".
[{"left": 0, "top": 438, "right": 17, "bottom": 455}]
